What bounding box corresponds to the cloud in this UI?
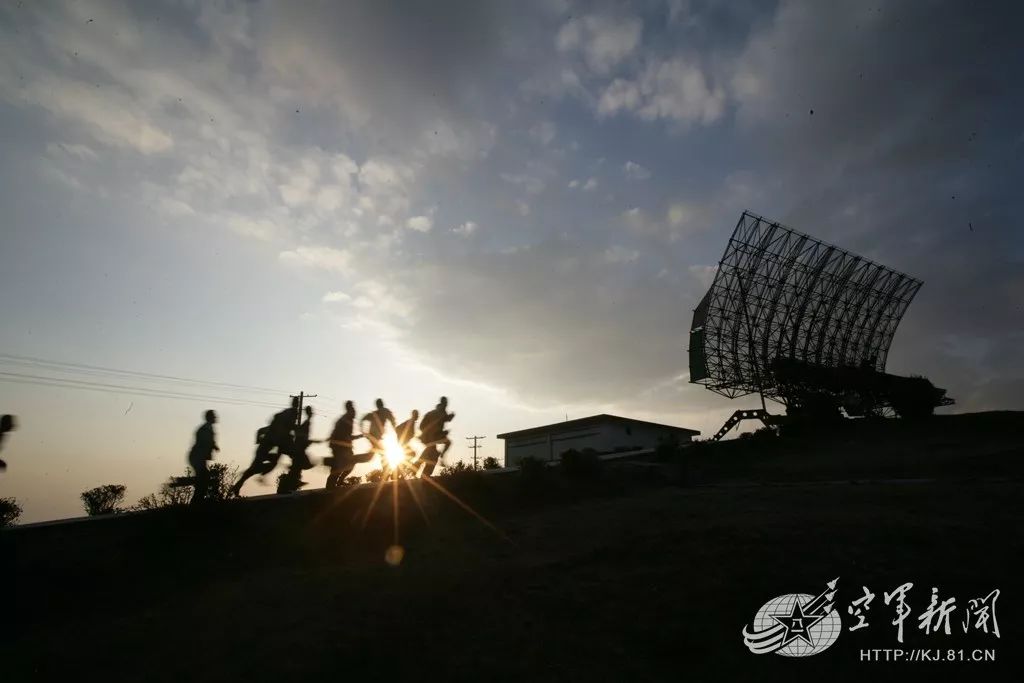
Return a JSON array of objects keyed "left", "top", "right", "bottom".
[
  {"left": 365, "top": 239, "right": 709, "bottom": 406},
  {"left": 407, "top": 215, "right": 434, "bottom": 232},
  {"left": 453, "top": 221, "right": 478, "bottom": 237},
  {"left": 279, "top": 246, "right": 353, "bottom": 273},
  {"left": 529, "top": 121, "right": 557, "bottom": 145},
  {"left": 604, "top": 246, "right": 640, "bottom": 264},
  {"left": 47, "top": 143, "right": 98, "bottom": 160},
  {"left": 500, "top": 172, "right": 546, "bottom": 195},
  {"left": 16, "top": 76, "right": 173, "bottom": 154},
  {"left": 3, "top": 0, "right": 1021, "bottom": 425},
  {"left": 262, "top": 1, "right": 505, "bottom": 154},
  {"left": 598, "top": 58, "right": 725, "bottom": 126},
  {"left": 322, "top": 291, "right": 351, "bottom": 303},
  {"left": 624, "top": 161, "right": 651, "bottom": 180},
  {"left": 226, "top": 216, "right": 281, "bottom": 241},
  {"left": 556, "top": 14, "right": 643, "bottom": 75},
  {"left": 687, "top": 264, "right": 718, "bottom": 290}
]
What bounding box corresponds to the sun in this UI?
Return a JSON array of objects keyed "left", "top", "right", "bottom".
[{"left": 381, "top": 430, "right": 406, "bottom": 470}]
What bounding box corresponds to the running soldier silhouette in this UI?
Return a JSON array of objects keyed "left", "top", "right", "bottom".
[
  {"left": 394, "top": 409, "right": 419, "bottom": 468},
  {"left": 278, "top": 405, "right": 318, "bottom": 494},
  {"left": 187, "top": 410, "right": 219, "bottom": 504},
  {"left": 325, "top": 401, "right": 370, "bottom": 489},
  {"left": 418, "top": 397, "right": 454, "bottom": 477},
  {"left": 0, "top": 414, "right": 16, "bottom": 472},
  {"left": 232, "top": 398, "right": 298, "bottom": 496},
  {"left": 360, "top": 398, "right": 396, "bottom": 463}
]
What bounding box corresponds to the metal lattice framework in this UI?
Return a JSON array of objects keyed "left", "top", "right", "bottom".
[{"left": 689, "top": 211, "right": 922, "bottom": 401}]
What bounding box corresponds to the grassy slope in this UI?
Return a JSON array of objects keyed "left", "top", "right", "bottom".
[{"left": 1, "top": 411, "right": 1022, "bottom": 682}]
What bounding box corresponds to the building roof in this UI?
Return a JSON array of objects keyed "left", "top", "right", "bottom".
[{"left": 496, "top": 413, "right": 700, "bottom": 440}]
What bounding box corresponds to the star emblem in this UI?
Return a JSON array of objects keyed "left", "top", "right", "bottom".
[{"left": 770, "top": 599, "right": 828, "bottom": 647}]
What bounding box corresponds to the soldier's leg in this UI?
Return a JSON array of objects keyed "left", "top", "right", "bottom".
[
  {"left": 420, "top": 445, "right": 439, "bottom": 478},
  {"left": 231, "top": 444, "right": 273, "bottom": 495},
  {"left": 190, "top": 459, "right": 210, "bottom": 504}
]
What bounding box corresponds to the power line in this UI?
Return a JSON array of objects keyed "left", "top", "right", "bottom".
[
  {"left": 0, "top": 371, "right": 283, "bottom": 408},
  {"left": 0, "top": 352, "right": 289, "bottom": 396}
]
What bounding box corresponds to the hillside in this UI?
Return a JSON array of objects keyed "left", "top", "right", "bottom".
[{"left": 1, "top": 411, "right": 1022, "bottom": 682}]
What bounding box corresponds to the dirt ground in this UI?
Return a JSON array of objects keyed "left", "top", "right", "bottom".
[{"left": 2, "top": 412, "right": 1021, "bottom": 682}]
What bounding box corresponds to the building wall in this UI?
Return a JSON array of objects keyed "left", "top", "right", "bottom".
[{"left": 503, "top": 421, "right": 693, "bottom": 468}]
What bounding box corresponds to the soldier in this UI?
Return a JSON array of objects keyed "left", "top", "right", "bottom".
[
  {"left": 0, "top": 414, "right": 16, "bottom": 472},
  {"left": 419, "top": 397, "right": 455, "bottom": 458},
  {"left": 278, "top": 405, "right": 319, "bottom": 494},
  {"left": 360, "top": 398, "right": 396, "bottom": 463},
  {"left": 187, "top": 410, "right": 219, "bottom": 504},
  {"left": 395, "top": 409, "right": 419, "bottom": 466},
  {"left": 325, "top": 401, "right": 370, "bottom": 489},
  {"left": 418, "top": 398, "right": 454, "bottom": 478},
  {"left": 232, "top": 398, "right": 298, "bottom": 496}
]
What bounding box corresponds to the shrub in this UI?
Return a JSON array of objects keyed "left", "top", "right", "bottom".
[
  {"left": 518, "top": 456, "right": 546, "bottom": 485},
  {"left": 654, "top": 435, "right": 682, "bottom": 461},
  {"left": 81, "top": 484, "right": 127, "bottom": 516},
  {"left": 133, "top": 463, "right": 240, "bottom": 510},
  {"left": 208, "top": 463, "right": 239, "bottom": 501},
  {"left": 440, "top": 460, "right": 478, "bottom": 478},
  {"left": 482, "top": 456, "right": 502, "bottom": 470},
  {"left": 344, "top": 475, "right": 363, "bottom": 486},
  {"left": 364, "top": 468, "right": 385, "bottom": 484},
  {"left": 559, "top": 448, "right": 601, "bottom": 480},
  {"left": 0, "top": 497, "right": 22, "bottom": 527}
]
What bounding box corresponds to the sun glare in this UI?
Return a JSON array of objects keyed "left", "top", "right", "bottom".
[{"left": 381, "top": 431, "right": 405, "bottom": 470}]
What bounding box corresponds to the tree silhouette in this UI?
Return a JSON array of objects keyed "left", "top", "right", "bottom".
[
  {"left": 134, "top": 463, "right": 240, "bottom": 510},
  {"left": 482, "top": 456, "right": 501, "bottom": 470},
  {"left": 440, "top": 460, "right": 477, "bottom": 477},
  {"left": 81, "top": 484, "right": 127, "bottom": 516},
  {"left": 207, "top": 462, "right": 238, "bottom": 501},
  {"left": 0, "top": 497, "right": 22, "bottom": 527}
]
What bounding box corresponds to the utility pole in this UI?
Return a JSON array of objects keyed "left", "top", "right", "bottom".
[
  {"left": 290, "top": 391, "right": 318, "bottom": 426},
  {"left": 466, "top": 435, "right": 485, "bottom": 470}
]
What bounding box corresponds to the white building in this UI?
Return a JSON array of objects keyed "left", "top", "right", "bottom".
[{"left": 497, "top": 414, "right": 700, "bottom": 468}]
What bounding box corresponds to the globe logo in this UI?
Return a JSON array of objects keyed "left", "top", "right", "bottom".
[{"left": 742, "top": 579, "right": 842, "bottom": 657}]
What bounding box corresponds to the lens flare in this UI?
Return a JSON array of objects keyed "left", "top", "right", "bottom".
[
  {"left": 385, "top": 544, "right": 404, "bottom": 566},
  {"left": 381, "top": 431, "right": 405, "bottom": 470}
]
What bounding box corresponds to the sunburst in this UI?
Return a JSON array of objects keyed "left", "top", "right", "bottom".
[{"left": 347, "top": 426, "right": 512, "bottom": 561}]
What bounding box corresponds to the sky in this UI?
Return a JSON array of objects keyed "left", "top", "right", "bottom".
[{"left": 1, "top": 0, "right": 1022, "bottom": 523}]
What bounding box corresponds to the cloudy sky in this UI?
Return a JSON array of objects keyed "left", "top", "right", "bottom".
[{"left": 1, "top": 1, "right": 1021, "bottom": 522}]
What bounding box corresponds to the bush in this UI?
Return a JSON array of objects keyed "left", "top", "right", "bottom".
[
  {"left": 559, "top": 448, "right": 601, "bottom": 480},
  {"left": 364, "top": 468, "right": 385, "bottom": 484},
  {"left": 344, "top": 475, "right": 363, "bottom": 486},
  {"left": 482, "top": 456, "right": 502, "bottom": 470},
  {"left": 518, "top": 456, "right": 546, "bottom": 485},
  {"left": 654, "top": 435, "right": 682, "bottom": 461},
  {"left": 208, "top": 463, "right": 239, "bottom": 501},
  {"left": 133, "top": 463, "right": 240, "bottom": 510},
  {"left": 440, "top": 460, "right": 478, "bottom": 478},
  {"left": 0, "top": 497, "right": 22, "bottom": 527},
  {"left": 81, "top": 484, "right": 127, "bottom": 516}
]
